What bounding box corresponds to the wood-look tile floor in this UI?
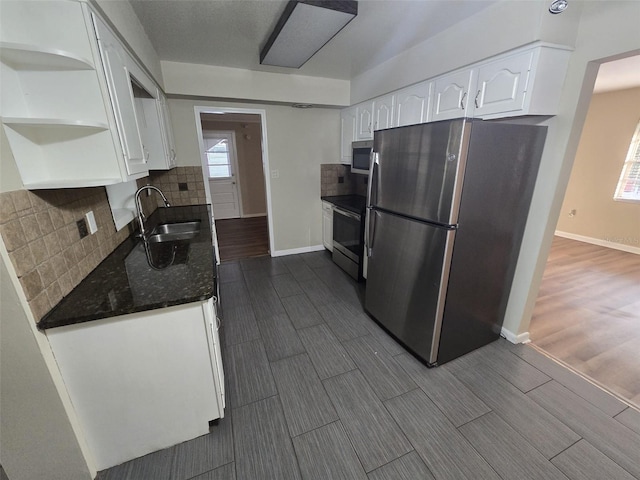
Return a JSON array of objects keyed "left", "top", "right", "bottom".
[
  {"left": 530, "top": 236, "right": 640, "bottom": 408},
  {"left": 215, "top": 217, "right": 269, "bottom": 262},
  {"left": 98, "top": 250, "right": 640, "bottom": 480}
]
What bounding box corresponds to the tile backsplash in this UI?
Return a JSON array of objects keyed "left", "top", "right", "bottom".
[
  {"left": 321, "top": 164, "right": 368, "bottom": 197},
  {"left": 0, "top": 188, "right": 128, "bottom": 322},
  {"left": 148, "top": 167, "right": 207, "bottom": 206},
  {"left": 1, "top": 166, "right": 208, "bottom": 323}
]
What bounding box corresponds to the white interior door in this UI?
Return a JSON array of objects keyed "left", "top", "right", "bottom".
[{"left": 204, "top": 132, "right": 242, "bottom": 219}]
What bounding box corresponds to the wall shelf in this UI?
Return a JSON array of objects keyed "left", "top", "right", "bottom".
[
  {"left": 0, "top": 41, "right": 94, "bottom": 70},
  {"left": 23, "top": 178, "right": 123, "bottom": 190},
  {"left": 3, "top": 117, "right": 108, "bottom": 130}
]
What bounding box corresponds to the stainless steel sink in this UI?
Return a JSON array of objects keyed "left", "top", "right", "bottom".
[
  {"left": 146, "top": 221, "right": 201, "bottom": 243},
  {"left": 152, "top": 221, "right": 201, "bottom": 235}
]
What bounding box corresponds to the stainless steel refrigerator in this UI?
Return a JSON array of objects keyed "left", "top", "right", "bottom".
[{"left": 365, "top": 118, "right": 547, "bottom": 366}]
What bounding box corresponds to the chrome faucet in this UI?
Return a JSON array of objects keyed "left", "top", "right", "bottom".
[{"left": 134, "top": 185, "right": 171, "bottom": 237}]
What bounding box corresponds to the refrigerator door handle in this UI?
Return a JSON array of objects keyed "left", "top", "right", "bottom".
[
  {"left": 366, "top": 152, "right": 379, "bottom": 208},
  {"left": 367, "top": 208, "right": 377, "bottom": 257}
]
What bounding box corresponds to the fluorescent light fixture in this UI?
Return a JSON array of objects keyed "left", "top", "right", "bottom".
[{"left": 260, "top": 0, "right": 358, "bottom": 68}]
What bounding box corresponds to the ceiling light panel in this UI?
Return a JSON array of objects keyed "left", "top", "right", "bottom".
[{"left": 261, "top": 1, "right": 358, "bottom": 69}]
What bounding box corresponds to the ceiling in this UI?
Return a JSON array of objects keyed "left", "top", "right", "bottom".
[
  {"left": 129, "top": 0, "right": 499, "bottom": 80},
  {"left": 130, "top": 0, "right": 640, "bottom": 91}
]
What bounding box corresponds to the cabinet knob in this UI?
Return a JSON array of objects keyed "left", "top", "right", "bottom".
[
  {"left": 460, "top": 92, "right": 467, "bottom": 110},
  {"left": 474, "top": 90, "right": 481, "bottom": 109}
]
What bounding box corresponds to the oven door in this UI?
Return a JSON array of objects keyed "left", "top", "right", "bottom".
[{"left": 333, "top": 207, "right": 362, "bottom": 263}]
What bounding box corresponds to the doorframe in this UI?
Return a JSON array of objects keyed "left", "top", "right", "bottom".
[
  {"left": 202, "top": 130, "right": 244, "bottom": 219},
  {"left": 194, "top": 106, "right": 274, "bottom": 256}
]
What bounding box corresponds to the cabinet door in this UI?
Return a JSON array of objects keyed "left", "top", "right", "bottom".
[
  {"left": 322, "top": 202, "right": 333, "bottom": 251},
  {"left": 373, "top": 94, "right": 394, "bottom": 131},
  {"left": 474, "top": 51, "right": 533, "bottom": 118},
  {"left": 395, "top": 82, "right": 431, "bottom": 127},
  {"left": 92, "top": 14, "right": 147, "bottom": 176},
  {"left": 340, "top": 106, "right": 357, "bottom": 162},
  {"left": 356, "top": 101, "right": 374, "bottom": 140},
  {"left": 431, "top": 70, "right": 474, "bottom": 121},
  {"left": 158, "top": 92, "right": 177, "bottom": 168},
  {"left": 205, "top": 298, "right": 225, "bottom": 412}
]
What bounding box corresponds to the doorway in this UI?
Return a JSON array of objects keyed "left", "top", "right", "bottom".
[
  {"left": 203, "top": 131, "right": 242, "bottom": 219},
  {"left": 529, "top": 55, "right": 640, "bottom": 408},
  {"left": 195, "top": 108, "right": 273, "bottom": 261}
]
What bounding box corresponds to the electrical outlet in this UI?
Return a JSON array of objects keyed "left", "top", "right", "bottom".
[
  {"left": 77, "top": 218, "right": 88, "bottom": 238},
  {"left": 85, "top": 211, "right": 98, "bottom": 234},
  {"left": 568, "top": 209, "right": 576, "bottom": 217},
  {"left": 178, "top": 182, "right": 189, "bottom": 191},
  {"left": 271, "top": 170, "right": 280, "bottom": 179}
]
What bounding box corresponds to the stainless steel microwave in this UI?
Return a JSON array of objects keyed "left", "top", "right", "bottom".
[{"left": 351, "top": 140, "right": 372, "bottom": 175}]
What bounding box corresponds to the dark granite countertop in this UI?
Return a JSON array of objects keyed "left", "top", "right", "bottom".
[
  {"left": 38, "top": 205, "right": 216, "bottom": 330},
  {"left": 321, "top": 195, "right": 367, "bottom": 215}
]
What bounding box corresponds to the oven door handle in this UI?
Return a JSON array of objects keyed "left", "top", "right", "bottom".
[{"left": 333, "top": 207, "right": 361, "bottom": 221}]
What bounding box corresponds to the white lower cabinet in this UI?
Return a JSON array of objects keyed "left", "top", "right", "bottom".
[
  {"left": 46, "top": 298, "right": 224, "bottom": 471},
  {"left": 322, "top": 201, "right": 334, "bottom": 252}
]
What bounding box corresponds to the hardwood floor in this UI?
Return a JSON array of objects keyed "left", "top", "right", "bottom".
[
  {"left": 215, "top": 216, "right": 269, "bottom": 262},
  {"left": 530, "top": 236, "right": 640, "bottom": 408}
]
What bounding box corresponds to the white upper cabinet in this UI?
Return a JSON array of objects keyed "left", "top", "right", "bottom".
[
  {"left": 156, "top": 91, "right": 178, "bottom": 169},
  {"left": 92, "top": 13, "right": 147, "bottom": 176},
  {"left": 340, "top": 106, "right": 357, "bottom": 162},
  {"left": 473, "top": 51, "right": 533, "bottom": 117},
  {"left": 356, "top": 101, "right": 374, "bottom": 140},
  {"left": 0, "top": 1, "right": 151, "bottom": 188},
  {"left": 341, "top": 43, "right": 571, "bottom": 161},
  {"left": 395, "top": 82, "right": 431, "bottom": 127},
  {"left": 373, "top": 94, "right": 395, "bottom": 131},
  {"left": 431, "top": 70, "right": 475, "bottom": 122}
]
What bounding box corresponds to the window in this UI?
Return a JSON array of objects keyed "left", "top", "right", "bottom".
[
  {"left": 206, "top": 139, "right": 232, "bottom": 179},
  {"left": 614, "top": 119, "right": 640, "bottom": 202}
]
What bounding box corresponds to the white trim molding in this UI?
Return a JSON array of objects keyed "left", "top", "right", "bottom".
[
  {"left": 555, "top": 231, "right": 640, "bottom": 255},
  {"left": 500, "top": 327, "right": 530, "bottom": 344},
  {"left": 193, "top": 106, "right": 275, "bottom": 256},
  {"left": 272, "top": 245, "right": 325, "bottom": 257},
  {"left": 242, "top": 213, "right": 267, "bottom": 218}
]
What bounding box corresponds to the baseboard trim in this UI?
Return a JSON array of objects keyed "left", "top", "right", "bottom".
[
  {"left": 271, "top": 245, "right": 326, "bottom": 257},
  {"left": 555, "top": 230, "right": 640, "bottom": 255},
  {"left": 241, "top": 213, "right": 267, "bottom": 218},
  {"left": 501, "top": 327, "right": 530, "bottom": 344}
]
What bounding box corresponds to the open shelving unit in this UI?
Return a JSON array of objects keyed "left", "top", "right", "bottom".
[{"left": 0, "top": 1, "right": 139, "bottom": 189}]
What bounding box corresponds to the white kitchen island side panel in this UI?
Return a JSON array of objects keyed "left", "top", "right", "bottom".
[{"left": 47, "top": 301, "right": 220, "bottom": 471}]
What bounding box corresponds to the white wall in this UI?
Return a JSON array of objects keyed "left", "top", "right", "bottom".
[
  {"left": 503, "top": 0, "right": 640, "bottom": 337},
  {"left": 556, "top": 87, "right": 640, "bottom": 252},
  {"left": 162, "top": 61, "right": 350, "bottom": 107},
  {"left": 168, "top": 98, "right": 340, "bottom": 253},
  {"left": 0, "top": 248, "right": 94, "bottom": 480}
]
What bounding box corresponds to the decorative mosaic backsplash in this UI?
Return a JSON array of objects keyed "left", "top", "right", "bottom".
[
  {"left": 0, "top": 166, "right": 208, "bottom": 322},
  {"left": 321, "top": 164, "right": 368, "bottom": 197}
]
